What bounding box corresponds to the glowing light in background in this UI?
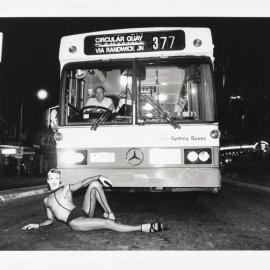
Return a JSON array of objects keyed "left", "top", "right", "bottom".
[
  {"left": 155, "top": 94, "right": 167, "bottom": 102},
  {"left": 37, "top": 89, "right": 48, "bottom": 100},
  {"left": 191, "top": 86, "right": 197, "bottom": 95},
  {"left": 143, "top": 103, "right": 153, "bottom": 111},
  {"left": 120, "top": 75, "right": 132, "bottom": 87}
]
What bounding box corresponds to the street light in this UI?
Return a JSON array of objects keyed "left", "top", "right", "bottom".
[
  {"left": 37, "top": 89, "right": 48, "bottom": 100},
  {"left": 19, "top": 89, "right": 49, "bottom": 145},
  {"left": 18, "top": 89, "right": 49, "bottom": 177}
]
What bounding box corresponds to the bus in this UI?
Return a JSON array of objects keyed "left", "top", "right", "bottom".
[
  {"left": 49, "top": 27, "right": 221, "bottom": 192},
  {"left": 0, "top": 32, "right": 2, "bottom": 62}
]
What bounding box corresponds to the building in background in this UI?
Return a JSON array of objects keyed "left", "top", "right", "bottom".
[
  {"left": 33, "top": 129, "right": 56, "bottom": 175},
  {"left": 0, "top": 117, "right": 56, "bottom": 177}
]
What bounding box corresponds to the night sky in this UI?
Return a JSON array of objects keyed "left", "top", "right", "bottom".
[{"left": 0, "top": 17, "right": 270, "bottom": 144}]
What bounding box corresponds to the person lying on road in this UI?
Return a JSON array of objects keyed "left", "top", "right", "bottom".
[{"left": 22, "top": 169, "right": 164, "bottom": 233}]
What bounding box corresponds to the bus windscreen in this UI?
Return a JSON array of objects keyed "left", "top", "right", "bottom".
[
  {"left": 63, "top": 58, "right": 215, "bottom": 126},
  {"left": 136, "top": 61, "right": 216, "bottom": 124}
]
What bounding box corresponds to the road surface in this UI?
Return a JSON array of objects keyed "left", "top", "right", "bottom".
[
  {"left": 0, "top": 181, "right": 270, "bottom": 250},
  {"left": 0, "top": 176, "right": 46, "bottom": 191}
]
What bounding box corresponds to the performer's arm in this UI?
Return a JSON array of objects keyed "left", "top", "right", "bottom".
[
  {"left": 22, "top": 198, "right": 54, "bottom": 230},
  {"left": 39, "top": 202, "right": 54, "bottom": 227}
]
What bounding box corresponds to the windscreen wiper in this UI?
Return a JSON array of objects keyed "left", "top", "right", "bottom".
[
  {"left": 90, "top": 105, "right": 114, "bottom": 131},
  {"left": 139, "top": 93, "right": 180, "bottom": 129}
]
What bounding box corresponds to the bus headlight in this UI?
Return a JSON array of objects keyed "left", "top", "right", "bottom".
[
  {"left": 59, "top": 150, "right": 87, "bottom": 165},
  {"left": 186, "top": 151, "right": 198, "bottom": 162},
  {"left": 184, "top": 149, "right": 212, "bottom": 164},
  {"left": 198, "top": 151, "right": 210, "bottom": 162}
]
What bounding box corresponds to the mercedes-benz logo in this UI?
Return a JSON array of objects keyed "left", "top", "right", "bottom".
[{"left": 126, "top": 148, "right": 144, "bottom": 166}]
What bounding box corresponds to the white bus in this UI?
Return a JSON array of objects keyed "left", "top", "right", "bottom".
[
  {"left": 50, "top": 27, "right": 221, "bottom": 192},
  {"left": 0, "top": 32, "right": 3, "bottom": 63}
]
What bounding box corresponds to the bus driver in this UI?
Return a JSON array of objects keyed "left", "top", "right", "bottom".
[{"left": 85, "top": 86, "right": 115, "bottom": 112}]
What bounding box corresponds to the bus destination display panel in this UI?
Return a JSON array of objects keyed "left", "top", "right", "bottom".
[{"left": 84, "top": 30, "right": 185, "bottom": 55}]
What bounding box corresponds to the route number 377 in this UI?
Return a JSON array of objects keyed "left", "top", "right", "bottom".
[{"left": 152, "top": 36, "right": 175, "bottom": 50}]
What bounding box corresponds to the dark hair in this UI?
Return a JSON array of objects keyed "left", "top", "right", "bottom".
[{"left": 94, "top": 86, "right": 105, "bottom": 94}]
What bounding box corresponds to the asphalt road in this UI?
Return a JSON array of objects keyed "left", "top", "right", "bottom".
[
  {"left": 0, "top": 176, "right": 46, "bottom": 191},
  {"left": 0, "top": 182, "right": 270, "bottom": 250}
]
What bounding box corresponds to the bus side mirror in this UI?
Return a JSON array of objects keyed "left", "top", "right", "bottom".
[
  {"left": 138, "top": 68, "right": 146, "bottom": 80},
  {"left": 46, "top": 106, "right": 59, "bottom": 132}
]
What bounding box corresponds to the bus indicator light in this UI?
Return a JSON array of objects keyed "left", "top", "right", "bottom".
[
  {"left": 193, "top": 39, "right": 202, "bottom": 47},
  {"left": 69, "top": 46, "right": 77, "bottom": 53},
  {"left": 54, "top": 132, "right": 63, "bottom": 141},
  {"left": 210, "top": 130, "right": 220, "bottom": 139}
]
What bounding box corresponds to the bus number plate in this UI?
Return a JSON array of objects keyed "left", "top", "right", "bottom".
[{"left": 90, "top": 152, "right": 115, "bottom": 163}]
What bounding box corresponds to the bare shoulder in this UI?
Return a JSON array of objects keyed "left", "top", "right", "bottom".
[
  {"left": 62, "top": 185, "right": 71, "bottom": 192},
  {"left": 43, "top": 196, "right": 50, "bottom": 206},
  {"left": 61, "top": 185, "right": 72, "bottom": 196}
]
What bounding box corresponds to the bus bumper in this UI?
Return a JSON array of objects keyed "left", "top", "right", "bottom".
[{"left": 58, "top": 167, "right": 221, "bottom": 192}]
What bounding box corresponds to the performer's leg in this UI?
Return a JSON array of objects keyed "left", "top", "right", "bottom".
[
  {"left": 69, "top": 218, "right": 163, "bottom": 233},
  {"left": 69, "top": 218, "right": 140, "bottom": 232},
  {"left": 82, "top": 180, "right": 113, "bottom": 218}
]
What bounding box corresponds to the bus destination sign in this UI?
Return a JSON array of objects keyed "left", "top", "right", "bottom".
[{"left": 84, "top": 30, "right": 185, "bottom": 55}]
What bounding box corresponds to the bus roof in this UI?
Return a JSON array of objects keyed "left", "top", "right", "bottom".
[{"left": 59, "top": 27, "right": 214, "bottom": 69}]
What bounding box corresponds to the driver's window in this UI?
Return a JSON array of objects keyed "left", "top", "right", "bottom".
[{"left": 64, "top": 66, "right": 132, "bottom": 125}]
